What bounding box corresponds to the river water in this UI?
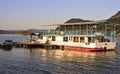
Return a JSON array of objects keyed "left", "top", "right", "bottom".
[{"left": 0, "top": 34, "right": 120, "bottom": 74}]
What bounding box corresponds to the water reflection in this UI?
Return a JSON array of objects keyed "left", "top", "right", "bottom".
[
  {"left": 25, "top": 48, "right": 117, "bottom": 74},
  {"left": 1, "top": 46, "right": 13, "bottom": 51},
  {"left": 31, "top": 49, "right": 116, "bottom": 63},
  {"left": 0, "top": 47, "right": 118, "bottom": 74}
]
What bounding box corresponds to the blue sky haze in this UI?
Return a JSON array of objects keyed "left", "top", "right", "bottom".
[{"left": 0, "top": 0, "right": 120, "bottom": 30}]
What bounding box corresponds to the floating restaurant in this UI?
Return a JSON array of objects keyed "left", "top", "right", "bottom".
[{"left": 36, "top": 20, "right": 117, "bottom": 51}]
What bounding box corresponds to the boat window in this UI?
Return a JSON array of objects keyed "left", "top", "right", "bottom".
[
  {"left": 39, "top": 36, "right": 43, "bottom": 39},
  {"left": 52, "top": 36, "right": 56, "bottom": 41},
  {"left": 99, "top": 37, "right": 104, "bottom": 42},
  {"left": 94, "top": 36, "right": 105, "bottom": 42},
  {"left": 88, "top": 37, "right": 92, "bottom": 43},
  {"left": 63, "top": 37, "right": 68, "bottom": 42},
  {"left": 73, "top": 37, "right": 79, "bottom": 42},
  {"left": 94, "top": 36, "right": 110, "bottom": 42},
  {"left": 100, "top": 37, "right": 110, "bottom": 42},
  {"left": 104, "top": 38, "right": 110, "bottom": 42},
  {"left": 80, "top": 37, "right": 84, "bottom": 42},
  {"left": 91, "top": 37, "right": 95, "bottom": 43}
]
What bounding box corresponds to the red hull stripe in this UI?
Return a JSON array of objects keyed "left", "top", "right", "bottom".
[{"left": 59, "top": 46, "right": 105, "bottom": 51}]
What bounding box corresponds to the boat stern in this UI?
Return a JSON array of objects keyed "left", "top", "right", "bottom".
[{"left": 96, "top": 42, "right": 116, "bottom": 51}]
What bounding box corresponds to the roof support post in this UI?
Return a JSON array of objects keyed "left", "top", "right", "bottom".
[
  {"left": 87, "top": 24, "right": 88, "bottom": 35},
  {"left": 65, "top": 25, "right": 66, "bottom": 35},
  {"left": 72, "top": 25, "right": 74, "bottom": 35}
]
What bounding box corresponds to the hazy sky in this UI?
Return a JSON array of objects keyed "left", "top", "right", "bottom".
[{"left": 0, "top": 0, "right": 120, "bottom": 30}]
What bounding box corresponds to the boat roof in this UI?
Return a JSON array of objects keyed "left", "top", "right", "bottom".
[
  {"left": 45, "top": 21, "right": 112, "bottom": 26},
  {"left": 44, "top": 34, "right": 104, "bottom": 37}
]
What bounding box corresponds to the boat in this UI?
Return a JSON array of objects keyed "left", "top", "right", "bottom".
[
  {"left": 1, "top": 39, "right": 14, "bottom": 49},
  {"left": 37, "top": 21, "right": 116, "bottom": 51},
  {"left": 3, "top": 40, "right": 14, "bottom": 45}
]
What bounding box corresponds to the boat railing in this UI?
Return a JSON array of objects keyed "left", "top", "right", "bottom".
[{"left": 44, "top": 30, "right": 116, "bottom": 36}]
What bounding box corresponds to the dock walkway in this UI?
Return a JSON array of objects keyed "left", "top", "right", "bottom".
[{"left": 0, "top": 42, "right": 59, "bottom": 49}]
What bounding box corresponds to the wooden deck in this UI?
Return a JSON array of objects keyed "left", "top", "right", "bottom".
[
  {"left": 0, "top": 43, "right": 13, "bottom": 49},
  {"left": 14, "top": 42, "right": 41, "bottom": 48}
]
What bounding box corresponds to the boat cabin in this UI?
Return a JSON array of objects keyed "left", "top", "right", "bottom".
[{"left": 37, "top": 21, "right": 116, "bottom": 51}]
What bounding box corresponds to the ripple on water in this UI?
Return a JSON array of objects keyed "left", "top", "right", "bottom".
[{"left": 0, "top": 47, "right": 120, "bottom": 74}]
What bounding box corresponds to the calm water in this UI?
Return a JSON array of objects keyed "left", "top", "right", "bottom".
[{"left": 0, "top": 34, "right": 120, "bottom": 74}]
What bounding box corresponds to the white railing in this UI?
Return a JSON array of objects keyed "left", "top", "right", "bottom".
[{"left": 44, "top": 30, "right": 116, "bottom": 36}]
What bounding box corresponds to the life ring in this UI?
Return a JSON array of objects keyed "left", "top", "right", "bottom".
[{"left": 59, "top": 30, "right": 65, "bottom": 36}]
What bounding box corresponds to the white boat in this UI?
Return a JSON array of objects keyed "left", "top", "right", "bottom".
[{"left": 37, "top": 21, "right": 116, "bottom": 51}]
